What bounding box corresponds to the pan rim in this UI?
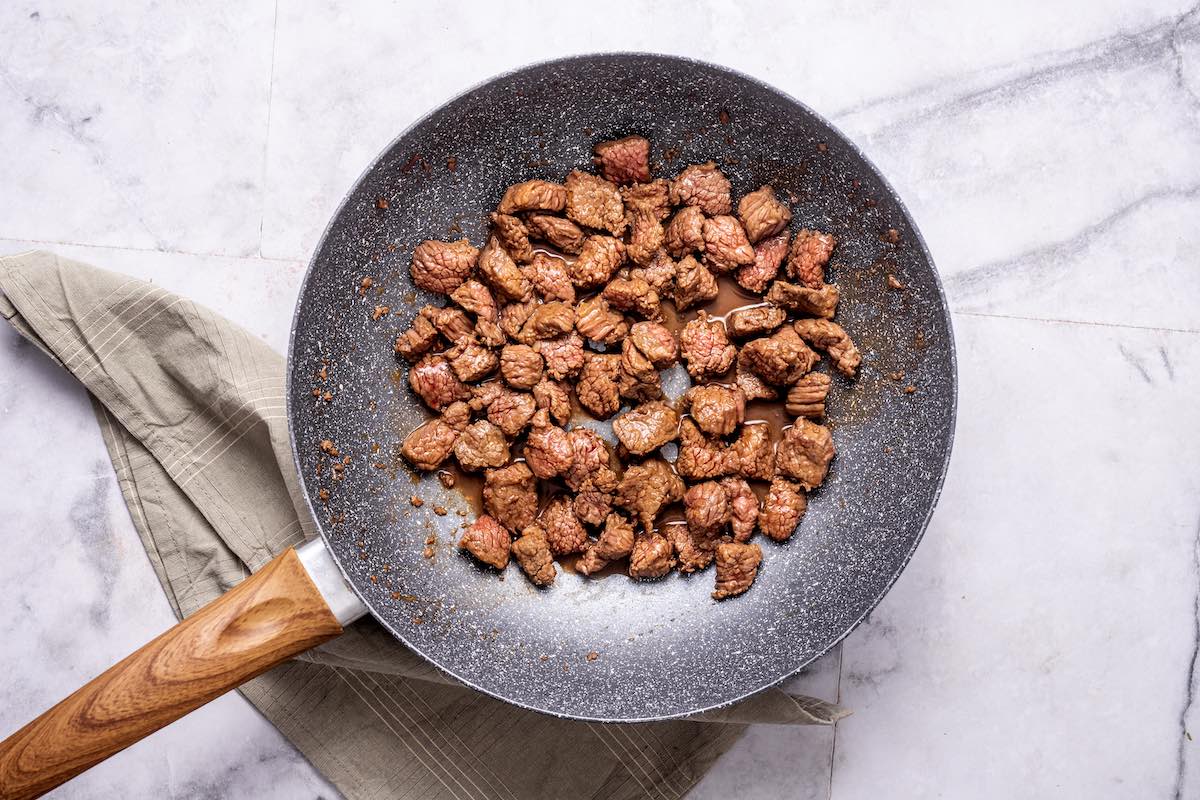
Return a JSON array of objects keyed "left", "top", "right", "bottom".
[{"left": 286, "top": 51, "right": 958, "bottom": 723}]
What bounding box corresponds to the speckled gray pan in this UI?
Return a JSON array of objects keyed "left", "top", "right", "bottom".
[{"left": 287, "top": 53, "right": 957, "bottom": 722}]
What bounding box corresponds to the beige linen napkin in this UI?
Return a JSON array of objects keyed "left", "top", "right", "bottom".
[{"left": 0, "top": 251, "right": 845, "bottom": 800}]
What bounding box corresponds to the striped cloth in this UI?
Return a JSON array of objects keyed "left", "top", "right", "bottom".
[{"left": 0, "top": 251, "right": 844, "bottom": 800}]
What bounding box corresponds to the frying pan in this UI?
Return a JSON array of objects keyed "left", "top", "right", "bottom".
[{"left": 0, "top": 53, "right": 956, "bottom": 797}]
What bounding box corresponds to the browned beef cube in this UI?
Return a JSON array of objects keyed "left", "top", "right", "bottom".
[
  {"left": 679, "top": 312, "right": 737, "bottom": 380},
  {"left": 454, "top": 420, "right": 510, "bottom": 471},
  {"left": 450, "top": 279, "right": 498, "bottom": 321},
  {"left": 736, "top": 232, "right": 790, "bottom": 294},
  {"left": 483, "top": 461, "right": 538, "bottom": 532},
  {"left": 765, "top": 281, "right": 840, "bottom": 319},
  {"left": 574, "top": 489, "right": 613, "bottom": 527},
  {"left": 565, "top": 170, "right": 626, "bottom": 235},
  {"left": 735, "top": 366, "right": 778, "bottom": 402},
  {"left": 612, "top": 401, "right": 679, "bottom": 456},
  {"left": 712, "top": 542, "right": 762, "bottom": 599},
  {"left": 793, "top": 319, "right": 862, "bottom": 378},
  {"left": 684, "top": 480, "right": 731, "bottom": 538},
  {"left": 593, "top": 135, "right": 652, "bottom": 185},
  {"left": 426, "top": 305, "right": 474, "bottom": 344},
  {"left": 447, "top": 339, "right": 499, "bottom": 383},
  {"left": 490, "top": 212, "right": 534, "bottom": 263},
  {"left": 726, "top": 304, "right": 787, "bottom": 339},
  {"left": 630, "top": 250, "right": 677, "bottom": 295},
  {"left": 575, "top": 296, "right": 629, "bottom": 345},
  {"left": 498, "top": 179, "right": 566, "bottom": 214},
  {"left": 673, "top": 255, "right": 719, "bottom": 311},
  {"left": 409, "top": 355, "right": 470, "bottom": 410},
  {"left": 616, "top": 458, "right": 684, "bottom": 532},
  {"left": 459, "top": 515, "right": 511, "bottom": 570},
  {"left": 512, "top": 525, "right": 556, "bottom": 586},
  {"left": 627, "top": 209, "right": 665, "bottom": 267},
  {"left": 564, "top": 428, "right": 617, "bottom": 492},
  {"left": 686, "top": 384, "right": 745, "bottom": 437},
  {"left": 524, "top": 251, "right": 576, "bottom": 303},
  {"left": 665, "top": 522, "right": 715, "bottom": 573},
  {"left": 670, "top": 162, "right": 732, "bottom": 215},
  {"left": 479, "top": 236, "right": 532, "bottom": 302},
  {"left": 470, "top": 381, "right": 503, "bottom": 412},
  {"left": 618, "top": 338, "right": 662, "bottom": 403},
  {"left": 576, "top": 353, "right": 622, "bottom": 419},
  {"left": 500, "top": 344, "right": 544, "bottom": 390},
  {"left": 577, "top": 512, "right": 636, "bottom": 575},
  {"left": 442, "top": 401, "right": 471, "bottom": 431},
  {"left": 620, "top": 179, "right": 672, "bottom": 221},
  {"left": 400, "top": 419, "right": 458, "bottom": 471},
  {"left": 603, "top": 276, "right": 660, "bottom": 319},
  {"left": 540, "top": 495, "right": 588, "bottom": 555},
  {"left": 498, "top": 298, "right": 536, "bottom": 340},
  {"left": 776, "top": 419, "right": 835, "bottom": 489},
  {"left": 629, "top": 321, "right": 678, "bottom": 369},
  {"left": 524, "top": 411, "right": 573, "bottom": 479},
  {"left": 737, "top": 185, "right": 792, "bottom": 243},
  {"left": 728, "top": 423, "right": 774, "bottom": 481},
  {"left": 759, "top": 479, "right": 807, "bottom": 541},
  {"left": 570, "top": 235, "right": 626, "bottom": 289},
  {"left": 486, "top": 387, "right": 536, "bottom": 438},
  {"left": 663, "top": 206, "right": 706, "bottom": 257},
  {"left": 532, "top": 379, "right": 571, "bottom": 426},
  {"left": 394, "top": 313, "right": 439, "bottom": 362},
  {"left": 786, "top": 372, "right": 833, "bottom": 418},
  {"left": 740, "top": 326, "right": 819, "bottom": 385},
  {"left": 701, "top": 215, "right": 756, "bottom": 274},
  {"left": 518, "top": 301, "right": 576, "bottom": 342},
  {"left": 787, "top": 229, "right": 836, "bottom": 288},
  {"left": 525, "top": 214, "right": 586, "bottom": 254},
  {"left": 411, "top": 239, "right": 478, "bottom": 295},
  {"left": 534, "top": 333, "right": 586, "bottom": 380},
  {"left": 629, "top": 533, "right": 675, "bottom": 579},
  {"left": 720, "top": 477, "right": 759, "bottom": 542},
  {"left": 677, "top": 418, "right": 731, "bottom": 481},
  {"left": 475, "top": 317, "right": 507, "bottom": 348}
]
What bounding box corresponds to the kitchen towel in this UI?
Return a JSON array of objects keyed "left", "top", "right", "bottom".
[{"left": 0, "top": 251, "right": 846, "bottom": 800}]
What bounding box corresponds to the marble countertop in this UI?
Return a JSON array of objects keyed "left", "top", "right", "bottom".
[{"left": 2, "top": 1, "right": 1199, "bottom": 797}]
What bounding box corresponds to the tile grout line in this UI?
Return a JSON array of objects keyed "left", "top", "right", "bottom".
[
  {"left": 258, "top": 0, "right": 281, "bottom": 259},
  {"left": 951, "top": 309, "right": 1200, "bottom": 336},
  {"left": 0, "top": 236, "right": 301, "bottom": 266}
]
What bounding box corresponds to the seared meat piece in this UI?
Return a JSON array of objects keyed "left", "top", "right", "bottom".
[
  {"left": 612, "top": 401, "right": 679, "bottom": 456},
  {"left": 670, "top": 161, "right": 732, "bottom": 215},
  {"left": 793, "top": 319, "right": 862, "bottom": 378},
  {"left": 518, "top": 301, "right": 576, "bottom": 342},
  {"left": 776, "top": 419, "right": 835, "bottom": 489},
  {"left": 663, "top": 206, "right": 706, "bottom": 257},
  {"left": 469, "top": 381, "right": 503, "bottom": 412},
  {"left": 666, "top": 523, "right": 715, "bottom": 573},
  {"left": 533, "top": 379, "right": 572, "bottom": 426},
  {"left": 498, "top": 179, "right": 566, "bottom": 214},
  {"left": 409, "top": 355, "right": 470, "bottom": 410},
  {"left": 570, "top": 235, "right": 626, "bottom": 289},
  {"left": 540, "top": 495, "right": 589, "bottom": 556},
  {"left": 676, "top": 418, "right": 730, "bottom": 481},
  {"left": 512, "top": 526, "right": 556, "bottom": 587},
  {"left": 684, "top": 481, "right": 731, "bottom": 538},
  {"left": 740, "top": 326, "right": 819, "bottom": 385},
  {"left": 394, "top": 313, "right": 439, "bottom": 362},
  {"left": 427, "top": 305, "right": 474, "bottom": 344},
  {"left": 712, "top": 542, "right": 762, "bottom": 600},
  {"left": 786, "top": 372, "right": 833, "bottom": 418},
  {"left": 720, "top": 477, "right": 759, "bottom": 542},
  {"left": 630, "top": 250, "right": 677, "bottom": 295},
  {"left": 450, "top": 279, "right": 498, "bottom": 321},
  {"left": 685, "top": 384, "right": 745, "bottom": 437},
  {"left": 735, "top": 365, "right": 778, "bottom": 402},
  {"left": 765, "top": 280, "right": 840, "bottom": 319},
  {"left": 525, "top": 214, "right": 586, "bottom": 254},
  {"left": 627, "top": 209, "right": 665, "bottom": 267},
  {"left": 524, "top": 251, "right": 576, "bottom": 303},
  {"left": 629, "top": 533, "right": 675, "bottom": 579},
  {"left": 673, "top": 255, "right": 719, "bottom": 311},
  {"left": 458, "top": 515, "right": 511, "bottom": 570},
  {"left": 489, "top": 212, "right": 534, "bottom": 263},
  {"left": 575, "top": 296, "right": 629, "bottom": 345},
  {"left": 478, "top": 236, "right": 532, "bottom": 302},
  {"left": 736, "top": 233, "right": 790, "bottom": 294},
  {"left": 400, "top": 419, "right": 458, "bottom": 471},
  {"left": 534, "top": 333, "right": 586, "bottom": 380},
  {"left": 629, "top": 321, "right": 678, "bottom": 368},
  {"left": 574, "top": 489, "right": 613, "bottom": 527},
  {"left": 759, "top": 478, "right": 807, "bottom": 541},
  {"left": 618, "top": 337, "right": 663, "bottom": 402},
  {"left": 524, "top": 410, "right": 573, "bottom": 479},
  {"left": 603, "top": 276, "right": 660, "bottom": 319},
  {"left": 620, "top": 179, "right": 672, "bottom": 220},
  {"left": 411, "top": 239, "right": 479, "bottom": 295},
  {"left": 447, "top": 338, "right": 499, "bottom": 383},
  {"left": 483, "top": 462, "right": 539, "bottom": 533},
  {"left": 701, "top": 215, "right": 756, "bottom": 274},
  {"left": 616, "top": 458, "right": 684, "bottom": 532},
  {"left": 453, "top": 420, "right": 510, "bottom": 471},
  {"left": 737, "top": 185, "right": 792, "bottom": 243},
  {"left": 787, "top": 229, "right": 836, "bottom": 288},
  {"left": 727, "top": 304, "right": 787, "bottom": 339},
  {"left": 564, "top": 427, "right": 618, "bottom": 492},
  {"left": 578, "top": 512, "right": 636, "bottom": 575},
  {"left": 576, "top": 353, "right": 622, "bottom": 419},
  {"left": 441, "top": 401, "right": 472, "bottom": 431},
  {"left": 500, "top": 344, "right": 544, "bottom": 390},
  {"left": 475, "top": 317, "right": 507, "bottom": 348},
  {"left": 679, "top": 312, "right": 737, "bottom": 380},
  {"left": 499, "top": 298, "right": 538, "bottom": 340},
  {"left": 593, "top": 135, "right": 652, "bottom": 184},
  {"left": 486, "top": 387, "right": 536, "bottom": 437},
  {"left": 565, "top": 170, "right": 626, "bottom": 235},
  {"left": 728, "top": 423, "right": 774, "bottom": 481}
]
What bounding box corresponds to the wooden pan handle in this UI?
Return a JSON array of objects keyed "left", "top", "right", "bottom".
[{"left": 0, "top": 548, "right": 343, "bottom": 800}]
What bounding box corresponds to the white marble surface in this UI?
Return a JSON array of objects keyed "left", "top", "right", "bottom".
[{"left": 1, "top": 1, "right": 1199, "bottom": 797}]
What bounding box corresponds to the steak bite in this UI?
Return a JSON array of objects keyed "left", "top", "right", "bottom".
[
  {"left": 518, "top": 301, "right": 576, "bottom": 342},
  {"left": 570, "top": 234, "right": 626, "bottom": 289},
  {"left": 629, "top": 321, "right": 678, "bottom": 368},
  {"left": 685, "top": 384, "right": 746, "bottom": 437},
  {"left": 500, "top": 344, "right": 544, "bottom": 390},
  {"left": 574, "top": 489, "right": 614, "bottom": 527},
  {"left": 728, "top": 423, "right": 774, "bottom": 481},
  {"left": 410, "top": 355, "right": 471, "bottom": 410},
  {"left": 679, "top": 312, "right": 737, "bottom": 380},
  {"left": 400, "top": 418, "right": 458, "bottom": 471},
  {"left": 394, "top": 313, "right": 439, "bottom": 362},
  {"left": 427, "top": 305, "right": 474, "bottom": 344},
  {"left": 532, "top": 378, "right": 572, "bottom": 425},
  {"left": 776, "top": 419, "right": 835, "bottom": 489},
  {"left": 666, "top": 523, "right": 716, "bottom": 573},
  {"left": 726, "top": 304, "right": 787, "bottom": 339},
  {"left": 524, "top": 251, "right": 577, "bottom": 303},
  {"left": 670, "top": 161, "right": 732, "bottom": 215},
  {"left": 735, "top": 365, "right": 778, "bottom": 402},
  {"left": 489, "top": 212, "right": 534, "bottom": 263},
  {"left": 620, "top": 179, "right": 672, "bottom": 221},
  {"left": 594, "top": 135, "right": 652, "bottom": 185},
  {"left": 564, "top": 427, "right": 618, "bottom": 492},
  {"left": 737, "top": 185, "right": 792, "bottom": 243},
  {"left": 612, "top": 401, "right": 679, "bottom": 456},
  {"left": 673, "top": 255, "right": 720, "bottom": 311},
  {"left": 540, "top": 495, "right": 589, "bottom": 556},
  {"left": 759, "top": 478, "right": 807, "bottom": 541},
  {"left": 630, "top": 250, "right": 677, "bottom": 294},
  {"left": 486, "top": 386, "right": 537, "bottom": 438},
  {"left": 576, "top": 353, "right": 623, "bottom": 419},
  {"left": 450, "top": 279, "right": 498, "bottom": 321},
  {"left": 787, "top": 229, "right": 836, "bottom": 288},
  {"left": 712, "top": 542, "right": 762, "bottom": 600},
  {"left": 578, "top": 512, "right": 636, "bottom": 575},
  {"left": 498, "top": 179, "right": 567, "bottom": 214},
  {"left": 786, "top": 372, "right": 833, "bottom": 418},
  {"left": 498, "top": 298, "right": 538, "bottom": 340},
  {"left": 442, "top": 401, "right": 471, "bottom": 431},
  {"left": 740, "top": 326, "right": 819, "bottom": 385},
  {"left": 565, "top": 170, "right": 627, "bottom": 235},
  {"left": 603, "top": 276, "right": 661, "bottom": 319},
  {"left": 478, "top": 236, "right": 532, "bottom": 302},
  {"left": 524, "top": 214, "right": 586, "bottom": 254},
  {"left": 736, "top": 232, "right": 790, "bottom": 294},
  {"left": 453, "top": 420, "right": 510, "bottom": 471},
  {"left": 627, "top": 209, "right": 666, "bottom": 267},
  {"left": 616, "top": 458, "right": 685, "bottom": 532},
  {"left": 458, "top": 515, "right": 511, "bottom": 570},
  {"left": 793, "top": 319, "right": 862, "bottom": 378},
  {"left": 663, "top": 206, "right": 706, "bottom": 257},
  {"left": 618, "top": 338, "right": 663, "bottom": 402},
  {"left": 483, "top": 462, "right": 539, "bottom": 533},
  {"left": 701, "top": 215, "right": 756, "bottom": 274},
  {"left": 475, "top": 317, "right": 507, "bottom": 348},
  {"left": 684, "top": 481, "right": 732, "bottom": 539},
  {"left": 523, "top": 410, "right": 573, "bottom": 479},
  {"left": 575, "top": 296, "right": 629, "bottom": 345},
  {"left": 629, "top": 533, "right": 675, "bottom": 579},
  {"left": 512, "top": 526, "right": 556, "bottom": 587},
  {"left": 411, "top": 239, "right": 479, "bottom": 295},
  {"left": 447, "top": 338, "right": 499, "bottom": 383},
  {"left": 765, "top": 280, "right": 840, "bottom": 319},
  {"left": 721, "top": 477, "right": 759, "bottom": 542},
  {"left": 676, "top": 418, "right": 731, "bottom": 481},
  {"left": 534, "top": 332, "right": 587, "bottom": 380}
]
